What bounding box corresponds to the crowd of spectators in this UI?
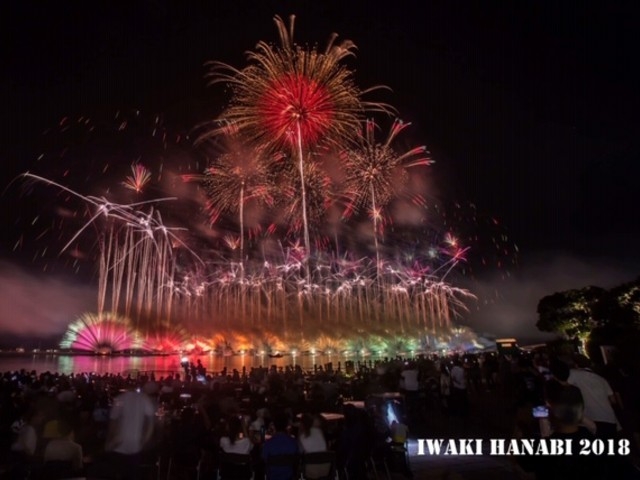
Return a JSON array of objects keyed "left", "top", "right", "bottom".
[{"left": 0, "top": 349, "right": 637, "bottom": 479}]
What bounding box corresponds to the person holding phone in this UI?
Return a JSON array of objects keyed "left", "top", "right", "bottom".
[
  {"left": 549, "top": 359, "right": 600, "bottom": 436},
  {"left": 519, "top": 384, "right": 605, "bottom": 480},
  {"left": 537, "top": 379, "right": 597, "bottom": 437}
]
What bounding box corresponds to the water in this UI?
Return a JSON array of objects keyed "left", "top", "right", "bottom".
[{"left": 0, "top": 353, "right": 350, "bottom": 375}]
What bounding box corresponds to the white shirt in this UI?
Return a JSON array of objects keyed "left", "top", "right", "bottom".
[
  {"left": 440, "top": 374, "right": 451, "bottom": 396},
  {"left": 249, "top": 417, "right": 265, "bottom": 432},
  {"left": 450, "top": 365, "right": 466, "bottom": 390},
  {"left": 298, "top": 427, "right": 327, "bottom": 453},
  {"left": 11, "top": 424, "right": 37, "bottom": 456},
  {"left": 107, "top": 391, "right": 155, "bottom": 455},
  {"left": 568, "top": 369, "right": 618, "bottom": 425},
  {"left": 401, "top": 369, "right": 419, "bottom": 391},
  {"left": 220, "top": 436, "right": 252, "bottom": 454},
  {"left": 44, "top": 438, "right": 83, "bottom": 471}
]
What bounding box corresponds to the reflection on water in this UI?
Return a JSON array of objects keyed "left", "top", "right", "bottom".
[{"left": 0, "top": 353, "right": 349, "bottom": 375}]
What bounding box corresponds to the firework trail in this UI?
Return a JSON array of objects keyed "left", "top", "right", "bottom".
[
  {"left": 202, "top": 141, "right": 274, "bottom": 271},
  {"left": 20, "top": 172, "right": 204, "bottom": 326}
]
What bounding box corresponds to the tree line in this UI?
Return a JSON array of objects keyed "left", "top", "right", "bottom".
[{"left": 536, "top": 276, "right": 640, "bottom": 365}]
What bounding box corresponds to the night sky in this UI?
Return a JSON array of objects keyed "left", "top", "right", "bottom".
[{"left": 1, "top": 1, "right": 639, "bottom": 340}]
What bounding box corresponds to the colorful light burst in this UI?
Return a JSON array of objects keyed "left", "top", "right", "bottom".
[
  {"left": 277, "top": 158, "right": 334, "bottom": 240},
  {"left": 342, "top": 119, "right": 432, "bottom": 276},
  {"left": 122, "top": 163, "right": 151, "bottom": 193},
  {"left": 28, "top": 168, "right": 479, "bottom": 352},
  {"left": 11, "top": 17, "right": 521, "bottom": 355},
  {"left": 200, "top": 15, "right": 391, "bottom": 276},
  {"left": 203, "top": 141, "right": 274, "bottom": 268},
  {"left": 200, "top": 15, "right": 389, "bottom": 150},
  {"left": 60, "top": 313, "right": 140, "bottom": 353}
]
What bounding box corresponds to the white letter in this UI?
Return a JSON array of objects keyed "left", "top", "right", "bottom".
[
  {"left": 425, "top": 439, "right": 444, "bottom": 455},
  {"left": 535, "top": 439, "right": 549, "bottom": 455},
  {"left": 550, "top": 438, "right": 568, "bottom": 455},
  {"left": 444, "top": 440, "right": 458, "bottom": 455},
  {"left": 521, "top": 439, "right": 534, "bottom": 455},
  {"left": 507, "top": 440, "right": 520, "bottom": 455},
  {"left": 490, "top": 439, "right": 505, "bottom": 455},
  {"left": 459, "top": 439, "right": 473, "bottom": 455}
]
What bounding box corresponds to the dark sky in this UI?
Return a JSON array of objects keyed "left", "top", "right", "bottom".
[
  {"left": 1, "top": 1, "right": 639, "bottom": 340},
  {"left": 3, "top": 0, "right": 639, "bottom": 257}
]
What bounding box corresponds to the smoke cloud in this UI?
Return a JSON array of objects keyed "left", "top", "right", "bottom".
[
  {"left": 0, "top": 261, "right": 96, "bottom": 337},
  {"left": 461, "top": 252, "right": 640, "bottom": 343}
]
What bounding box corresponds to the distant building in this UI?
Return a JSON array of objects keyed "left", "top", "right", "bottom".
[{"left": 495, "top": 338, "right": 519, "bottom": 354}]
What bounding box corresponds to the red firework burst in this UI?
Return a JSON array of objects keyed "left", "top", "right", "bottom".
[
  {"left": 199, "top": 15, "right": 391, "bottom": 151},
  {"left": 258, "top": 73, "right": 334, "bottom": 147}
]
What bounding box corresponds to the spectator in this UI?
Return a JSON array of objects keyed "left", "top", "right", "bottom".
[
  {"left": 43, "top": 420, "right": 84, "bottom": 472},
  {"left": 336, "top": 405, "right": 368, "bottom": 479},
  {"left": 249, "top": 408, "right": 268, "bottom": 437},
  {"left": 262, "top": 411, "right": 299, "bottom": 480},
  {"left": 105, "top": 386, "right": 155, "bottom": 456},
  {"left": 439, "top": 364, "right": 451, "bottom": 413},
  {"left": 196, "top": 359, "right": 206, "bottom": 377},
  {"left": 220, "top": 415, "right": 252, "bottom": 454},
  {"left": 514, "top": 357, "right": 544, "bottom": 427},
  {"left": 390, "top": 419, "right": 408, "bottom": 444},
  {"left": 10, "top": 408, "right": 42, "bottom": 458},
  {"left": 298, "top": 413, "right": 329, "bottom": 479},
  {"left": 450, "top": 359, "right": 468, "bottom": 417},
  {"left": 568, "top": 356, "right": 621, "bottom": 438},
  {"left": 400, "top": 363, "right": 419, "bottom": 392},
  {"left": 521, "top": 384, "right": 604, "bottom": 480},
  {"left": 298, "top": 414, "right": 326, "bottom": 453},
  {"left": 401, "top": 362, "right": 420, "bottom": 423}
]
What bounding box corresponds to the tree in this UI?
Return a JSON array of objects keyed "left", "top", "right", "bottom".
[
  {"left": 536, "top": 286, "right": 607, "bottom": 339},
  {"left": 605, "top": 276, "right": 640, "bottom": 328}
]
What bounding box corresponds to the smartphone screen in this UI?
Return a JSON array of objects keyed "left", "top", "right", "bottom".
[{"left": 532, "top": 406, "right": 549, "bottom": 418}]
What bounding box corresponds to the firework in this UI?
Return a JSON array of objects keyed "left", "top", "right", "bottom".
[
  {"left": 200, "top": 15, "right": 392, "bottom": 279},
  {"left": 21, "top": 157, "right": 478, "bottom": 353},
  {"left": 276, "top": 157, "right": 334, "bottom": 242},
  {"left": 21, "top": 173, "right": 203, "bottom": 327},
  {"left": 342, "top": 119, "right": 432, "bottom": 277},
  {"left": 138, "top": 322, "right": 191, "bottom": 353},
  {"left": 13, "top": 17, "right": 516, "bottom": 355},
  {"left": 200, "top": 15, "right": 391, "bottom": 149},
  {"left": 122, "top": 163, "right": 152, "bottom": 193},
  {"left": 60, "top": 312, "right": 140, "bottom": 353},
  {"left": 203, "top": 141, "right": 274, "bottom": 269}
]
